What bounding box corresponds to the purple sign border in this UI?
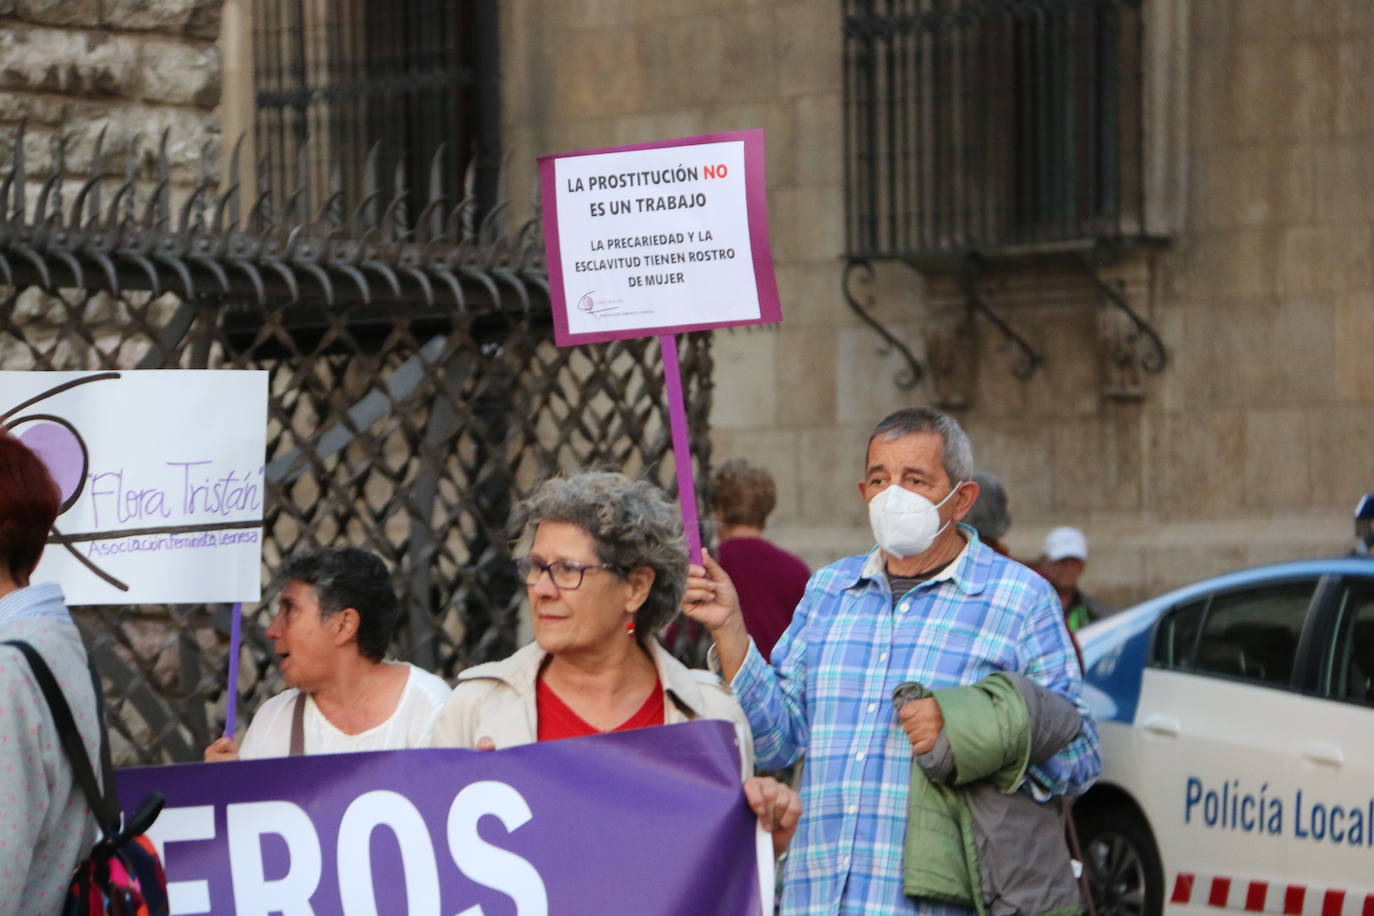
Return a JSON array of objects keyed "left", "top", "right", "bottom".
[{"left": 537, "top": 128, "right": 782, "bottom": 347}]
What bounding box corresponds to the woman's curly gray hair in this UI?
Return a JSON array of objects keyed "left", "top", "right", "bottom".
[{"left": 517, "top": 471, "right": 688, "bottom": 643}]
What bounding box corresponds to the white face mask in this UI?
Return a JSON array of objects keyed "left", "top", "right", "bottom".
[{"left": 867, "top": 481, "right": 963, "bottom": 558}]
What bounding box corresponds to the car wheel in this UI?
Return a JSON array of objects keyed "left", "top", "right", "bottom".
[{"left": 1076, "top": 803, "right": 1164, "bottom": 916}]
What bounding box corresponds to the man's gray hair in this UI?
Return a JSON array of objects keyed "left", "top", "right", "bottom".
[
  {"left": 965, "top": 471, "right": 1011, "bottom": 541},
  {"left": 867, "top": 407, "right": 975, "bottom": 484},
  {"left": 517, "top": 471, "right": 688, "bottom": 644}
]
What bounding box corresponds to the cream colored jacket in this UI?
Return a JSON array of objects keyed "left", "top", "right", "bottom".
[{"left": 431, "top": 640, "right": 755, "bottom": 781}]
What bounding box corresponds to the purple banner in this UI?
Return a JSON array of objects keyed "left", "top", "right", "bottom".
[{"left": 117, "top": 721, "right": 765, "bottom": 916}]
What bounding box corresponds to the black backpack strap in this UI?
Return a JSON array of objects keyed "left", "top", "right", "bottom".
[
  {"left": 289, "top": 691, "right": 307, "bottom": 756},
  {"left": 2, "top": 640, "right": 119, "bottom": 835}
]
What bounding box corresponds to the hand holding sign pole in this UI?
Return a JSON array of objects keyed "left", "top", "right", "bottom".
[{"left": 538, "top": 129, "right": 781, "bottom": 562}]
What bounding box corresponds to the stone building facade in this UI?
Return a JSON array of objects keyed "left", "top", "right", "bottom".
[
  {"left": 3, "top": 0, "right": 1370, "bottom": 609},
  {"left": 499, "top": 0, "right": 1372, "bottom": 608},
  {"left": 0, "top": 0, "right": 222, "bottom": 191}
]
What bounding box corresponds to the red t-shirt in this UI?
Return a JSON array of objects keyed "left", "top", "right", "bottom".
[
  {"left": 716, "top": 536, "right": 810, "bottom": 660},
  {"left": 536, "top": 675, "right": 665, "bottom": 741}
]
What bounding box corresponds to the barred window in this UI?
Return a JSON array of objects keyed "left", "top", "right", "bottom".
[
  {"left": 252, "top": 0, "right": 499, "bottom": 224},
  {"left": 843, "top": 0, "right": 1145, "bottom": 261}
]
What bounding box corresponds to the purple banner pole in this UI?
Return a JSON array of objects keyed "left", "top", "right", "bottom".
[
  {"left": 223, "top": 601, "right": 242, "bottom": 740},
  {"left": 659, "top": 333, "right": 702, "bottom": 565}
]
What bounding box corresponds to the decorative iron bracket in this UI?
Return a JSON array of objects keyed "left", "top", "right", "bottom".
[
  {"left": 842, "top": 257, "right": 924, "bottom": 390},
  {"left": 953, "top": 258, "right": 1043, "bottom": 380},
  {"left": 1081, "top": 255, "right": 1167, "bottom": 374}
]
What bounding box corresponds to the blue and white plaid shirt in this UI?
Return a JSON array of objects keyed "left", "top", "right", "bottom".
[{"left": 731, "top": 527, "right": 1100, "bottom": 916}]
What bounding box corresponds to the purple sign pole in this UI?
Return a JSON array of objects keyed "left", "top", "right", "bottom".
[
  {"left": 223, "top": 601, "right": 243, "bottom": 740},
  {"left": 659, "top": 334, "right": 702, "bottom": 564}
]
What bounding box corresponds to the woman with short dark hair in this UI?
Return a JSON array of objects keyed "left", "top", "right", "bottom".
[
  {"left": 204, "top": 546, "right": 450, "bottom": 760},
  {"left": 0, "top": 432, "right": 101, "bottom": 913},
  {"left": 431, "top": 471, "right": 800, "bottom": 855}
]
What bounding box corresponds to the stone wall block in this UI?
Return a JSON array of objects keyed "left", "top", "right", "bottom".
[
  {"left": 797, "top": 424, "right": 869, "bottom": 528},
  {"left": 1307, "top": 406, "right": 1374, "bottom": 507},
  {"left": 1334, "top": 292, "right": 1374, "bottom": 401},
  {"left": 1050, "top": 411, "right": 1145, "bottom": 514},
  {"left": 0, "top": 27, "right": 139, "bottom": 99},
  {"left": 103, "top": 0, "right": 195, "bottom": 33},
  {"left": 1242, "top": 407, "right": 1311, "bottom": 511},
  {"left": 141, "top": 38, "right": 221, "bottom": 107},
  {"left": 14, "top": 0, "right": 99, "bottom": 27},
  {"left": 711, "top": 328, "right": 777, "bottom": 430},
  {"left": 185, "top": 0, "right": 222, "bottom": 39},
  {"left": 1145, "top": 409, "right": 1247, "bottom": 518},
  {"left": 960, "top": 417, "right": 1054, "bottom": 517},
  {"left": 1278, "top": 225, "right": 1374, "bottom": 297},
  {"left": 0, "top": 93, "right": 71, "bottom": 124},
  {"left": 773, "top": 324, "right": 837, "bottom": 426}
]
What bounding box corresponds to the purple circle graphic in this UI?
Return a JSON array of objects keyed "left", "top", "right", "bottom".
[{"left": 16, "top": 421, "right": 84, "bottom": 505}]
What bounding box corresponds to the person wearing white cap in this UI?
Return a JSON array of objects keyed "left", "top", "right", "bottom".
[{"left": 1039, "top": 526, "right": 1113, "bottom": 631}]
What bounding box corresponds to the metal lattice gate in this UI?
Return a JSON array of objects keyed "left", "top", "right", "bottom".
[{"left": 0, "top": 129, "right": 713, "bottom": 765}]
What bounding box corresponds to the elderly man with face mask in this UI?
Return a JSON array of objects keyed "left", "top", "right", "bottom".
[{"left": 684, "top": 408, "right": 1101, "bottom": 916}]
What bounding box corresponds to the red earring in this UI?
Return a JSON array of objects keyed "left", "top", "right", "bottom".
[{"left": 625, "top": 619, "right": 636, "bottom": 636}]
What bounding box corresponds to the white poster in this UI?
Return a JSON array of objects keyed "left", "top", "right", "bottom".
[
  {"left": 1, "top": 370, "right": 268, "bottom": 605},
  {"left": 540, "top": 130, "right": 781, "bottom": 345}
]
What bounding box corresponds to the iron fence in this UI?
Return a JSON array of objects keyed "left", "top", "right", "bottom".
[
  {"left": 843, "top": 0, "right": 1146, "bottom": 262},
  {"left": 0, "top": 127, "right": 713, "bottom": 765}
]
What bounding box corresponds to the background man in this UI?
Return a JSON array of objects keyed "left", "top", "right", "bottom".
[
  {"left": 684, "top": 408, "right": 1100, "bottom": 916},
  {"left": 1038, "top": 526, "right": 1113, "bottom": 632},
  {"left": 710, "top": 458, "right": 810, "bottom": 659}
]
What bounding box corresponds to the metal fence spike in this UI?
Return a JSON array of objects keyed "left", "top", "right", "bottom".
[
  {"left": 360, "top": 260, "right": 401, "bottom": 299},
  {"left": 179, "top": 183, "right": 213, "bottom": 233},
  {"left": 189, "top": 254, "right": 231, "bottom": 293},
  {"left": 14, "top": 243, "right": 50, "bottom": 289},
  {"left": 261, "top": 256, "right": 299, "bottom": 304},
  {"left": 51, "top": 248, "right": 83, "bottom": 288},
  {"left": 332, "top": 263, "right": 370, "bottom": 305},
  {"left": 121, "top": 251, "right": 160, "bottom": 296},
  {"left": 34, "top": 172, "right": 62, "bottom": 226},
  {"left": 228, "top": 257, "right": 266, "bottom": 304},
  {"left": 0, "top": 251, "right": 11, "bottom": 286},
  {"left": 398, "top": 265, "right": 434, "bottom": 307},
  {"left": 13, "top": 120, "right": 26, "bottom": 221},
  {"left": 90, "top": 251, "right": 119, "bottom": 293},
  {"left": 142, "top": 179, "right": 172, "bottom": 229},
  {"left": 72, "top": 173, "right": 108, "bottom": 230},
  {"left": 296, "top": 260, "right": 334, "bottom": 306},
  {"left": 227, "top": 134, "right": 244, "bottom": 226},
  {"left": 154, "top": 253, "right": 196, "bottom": 298}
]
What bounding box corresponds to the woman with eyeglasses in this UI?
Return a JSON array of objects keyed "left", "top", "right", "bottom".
[{"left": 430, "top": 470, "right": 800, "bottom": 855}]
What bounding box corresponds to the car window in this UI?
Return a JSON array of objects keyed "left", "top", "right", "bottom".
[
  {"left": 1326, "top": 581, "right": 1374, "bottom": 706},
  {"left": 1191, "top": 582, "right": 1313, "bottom": 687},
  {"left": 1151, "top": 598, "right": 1207, "bottom": 669}
]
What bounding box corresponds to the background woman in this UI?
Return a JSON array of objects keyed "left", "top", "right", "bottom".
[{"left": 205, "top": 547, "right": 450, "bottom": 759}]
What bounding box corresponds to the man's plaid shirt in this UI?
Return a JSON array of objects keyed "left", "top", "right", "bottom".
[{"left": 731, "top": 528, "right": 1101, "bottom": 916}]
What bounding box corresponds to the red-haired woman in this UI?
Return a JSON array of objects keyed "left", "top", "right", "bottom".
[{"left": 0, "top": 431, "right": 101, "bottom": 914}]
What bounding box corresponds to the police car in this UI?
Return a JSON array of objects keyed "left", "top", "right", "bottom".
[{"left": 1072, "top": 496, "right": 1374, "bottom": 916}]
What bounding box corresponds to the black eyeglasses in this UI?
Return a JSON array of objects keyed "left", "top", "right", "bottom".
[{"left": 515, "top": 557, "right": 619, "bottom": 590}]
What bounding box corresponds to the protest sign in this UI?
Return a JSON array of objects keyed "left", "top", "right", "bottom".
[
  {"left": 118, "top": 721, "right": 768, "bottom": 916},
  {"left": 539, "top": 130, "right": 781, "bottom": 559},
  {"left": 1, "top": 370, "right": 268, "bottom": 605},
  {"left": 539, "top": 128, "right": 779, "bottom": 346}
]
